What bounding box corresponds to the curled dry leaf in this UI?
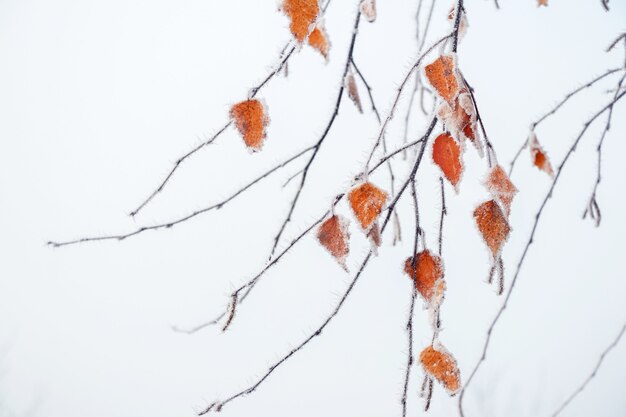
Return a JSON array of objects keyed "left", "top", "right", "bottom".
[
  {"left": 345, "top": 70, "right": 363, "bottom": 113},
  {"left": 419, "top": 343, "right": 461, "bottom": 394},
  {"left": 528, "top": 132, "right": 554, "bottom": 177},
  {"left": 281, "top": 0, "right": 320, "bottom": 43},
  {"left": 308, "top": 23, "right": 330, "bottom": 59},
  {"left": 424, "top": 54, "right": 460, "bottom": 105},
  {"left": 436, "top": 90, "right": 483, "bottom": 156},
  {"left": 485, "top": 165, "right": 518, "bottom": 216},
  {"left": 360, "top": 0, "right": 377, "bottom": 22},
  {"left": 447, "top": 5, "right": 468, "bottom": 41},
  {"left": 367, "top": 221, "right": 382, "bottom": 249},
  {"left": 230, "top": 99, "right": 269, "bottom": 151},
  {"left": 404, "top": 250, "right": 446, "bottom": 306},
  {"left": 474, "top": 200, "right": 511, "bottom": 259},
  {"left": 317, "top": 215, "right": 350, "bottom": 270},
  {"left": 432, "top": 132, "right": 463, "bottom": 189},
  {"left": 348, "top": 182, "right": 388, "bottom": 232}
]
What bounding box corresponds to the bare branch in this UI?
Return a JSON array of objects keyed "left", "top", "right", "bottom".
[
  {"left": 550, "top": 323, "right": 626, "bottom": 417},
  {"left": 438, "top": 176, "right": 446, "bottom": 256},
  {"left": 458, "top": 90, "right": 626, "bottom": 417},
  {"left": 509, "top": 68, "right": 624, "bottom": 176},
  {"left": 267, "top": 8, "right": 364, "bottom": 259},
  {"left": 583, "top": 71, "right": 626, "bottom": 226},
  {"left": 401, "top": 289, "right": 418, "bottom": 417},
  {"left": 48, "top": 145, "right": 315, "bottom": 247}
]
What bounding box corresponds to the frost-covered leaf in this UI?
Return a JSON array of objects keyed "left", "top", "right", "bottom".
[
  {"left": 424, "top": 54, "right": 460, "bottom": 105},
  {"left": 345, "top": 70, "right": 363, "bottom": 113},
  {"left": 436, "top": 90, "right": 483, "bottom": 156},
  {"left": 230, "top": 99, "right": 269, "bottom": 151},
  {"left": 308, "top": 23, "right": 330, "bottom": 59},
  {"left": 432, "top": 132, "right": 463, "bottom": 189},
  {"left": 281, "top": 0, "right": 320, "bottom": 43},
  {"left": 538, "top": 0, "right": 548, "bottom": 6},
  {"left": 317, "top": 215, "right": 350, "bottom": 270},
  {"left": 404, "top": 250, "right": 446, "bottom": 306},
  {"left": 367, "top": 221, "right": 382, "bottom": 249},
  {"left": 528, "top": 132, "right": 554, "bottom": 177},
  {"left": 348, "top": 182, "right": 388, "bottom": 232},
  {"left": 474, "top": 200, "right": 511, "bottom": 259},
  {"left": 419, "top": 343, "right": 461, "bottom": 395},
  {"left": 485, "top": 165, "right": 518, "bottom": 216},
  {"left": 447, "top": 6, "right": 468, "bottom": 41},
  {"left": 360, "top": 0, "right": 377, "bottom": 22}
]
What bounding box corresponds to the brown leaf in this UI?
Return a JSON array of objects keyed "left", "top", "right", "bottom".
[
  {"left": 404, "top": 250, "right": 446, "bottom": 306},
  {"left": 432, "top": 132, "right": 463, "bottom": 189},
  {"left": 474, "top": 200, "right": 511, "bottom": 259},
  {"left": 528, "top": 132, "right": 554, "bottom": 177},
  {"left": 348, "top": 182, "right": 388, "bottom": 232},
  {"left": 360, "top": 0, "right": 377, "bottom": 22},
  {"left": 308, "top": 24, "right": 330, "bottom": 59},
  {"left": 281, "top": 0, "right": 320, "bottom": 43},
  {"left": 230, "top": 99, "right": 269, "bottom": 151},
  {"left": 485, "top": 165, "right": 518, "bottom": 216},
  {"left": 345, "top": 71, "right": 363, "bottom": 113},
  {"left": 425, "top": 54, "right": 460, "bottom": 105},
  {"left": 367, "top": 221, "right": 382, "bottom": 248},
  {"left": 317, "top": 215, "right": 350, "bottom": 269},
  {"left": 419, "top": 344, "right": 461, "bottom": 394},
  {"left": 537, "top": 0, "right": 548, "bottom": 7}
]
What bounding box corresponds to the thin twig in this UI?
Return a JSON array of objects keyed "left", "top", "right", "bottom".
[
  {"left": 550, "top": 323, "right": 626, "bottom": 417},
  {"left": 267, "top": 9, "right": 364, "bottom": 259},
  {"left": 509, "top": 68, "right": 624, "bottom": 176},
  {"left": 363, "top": 34, "right": 451, "bottom": 171},
  {"left": 172, "top": 136, "right": 429, "bottom": 335},
  {"left": 438, "top": 176, "right": 446, "bottom": 256},
  {"left": 200, "top": 127, "right": 437, "bottom": 413},
  {"left": 458, "top": 90, "right": 626, "bottom": 417},
  {"left": 48, "top": 146, "right": 315, "bottom": 247},
  {"left": 401, "top": 289, "right": 417, "bottom": 417},
  {"left": 583, "top": 71, "right": 626, "bottom": 226}
]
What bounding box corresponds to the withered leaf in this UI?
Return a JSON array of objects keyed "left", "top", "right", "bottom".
[
  {"left": 360, "top": 0, "right": 377, "bottom": 22},
  {"left": 474, "top": 200, "right": 511, "bottom": 259},
  {"left": 345, "top": 70, "right": 363, "bottom": 113},
  {"left": 230, "top": 99, "right": 269, "bottom": 151},
  {"left": 528, "top": 132, "right": 554, "bottom": 177},
  {"left": 281, "top": 0, "right": 320, "bottom": 43},
  {"left": 419, "top": 344, "right": 461, "bottom": 395},
  {"left": 432, "top": 132, "right": 463, "bottom": 189},
  {"left": 404, "top": 250, "right": 446, "bottom": 306},
  {"left": 308, "top": 24, "right": 330, "bottom": 59},
  {"left": 317, "top": 215, "right": 350, "bottom": 269},
  {"left": 425, "top": 54, "right": 460, "bottom": 105},
  {"left": 485, "top": 165, "right": 518, "bottom": 216},
  {"left": 348, "top": 182, "right": 388, "bottom": 232}
]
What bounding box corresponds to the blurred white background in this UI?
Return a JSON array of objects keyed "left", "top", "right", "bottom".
[{"left": 1, "top": 1, "right": 625, "bottom": 416}]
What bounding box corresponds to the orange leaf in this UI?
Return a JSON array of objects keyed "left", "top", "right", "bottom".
[
  {"left": 404, "top": 250, "right": 446, "bottom": 306},
  {"left": 537, "top": 0, "right": 548, "bottom": 6},
  {"left": 424, "top": 54, "right": 460, "bottom": 105},
  {"left": 230, "top": 99, "right": 269, "bottom": 151},
  {"left": 419, "top": 344, "right": 461, "bottom": 394},
  {"left": 308, "top": 24, "right": 330, "bottom": 59},
  {"left": 360, "top": 0, "right": 377, "bottom": 22},
  {"left": 528, "top": 132, "right": 554, "bottom": 177},
  {"left": 432, "top": 132, "right": 463, "bottom": 188},
  {"left": 345, "top": 71, "right": 363, "bottom": 113},
  {"left": 485, "top": 165, "right": 518, "bottom": 216},
  {"left": 281, "top": 0, "right": 320, "bottom": 43},
  {"left": 317, "top": 215, "right": 350, "bottom": 269},
  {"left": 474, "top": 200, "right": 511, "bottom": 259},
  {"left": 348, "top": 182, "right": 388, "bottom": 232}
]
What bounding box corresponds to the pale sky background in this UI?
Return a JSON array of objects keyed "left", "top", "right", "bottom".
[{"left": 1, "top": 1, "right": 625, "bottom": 417}]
